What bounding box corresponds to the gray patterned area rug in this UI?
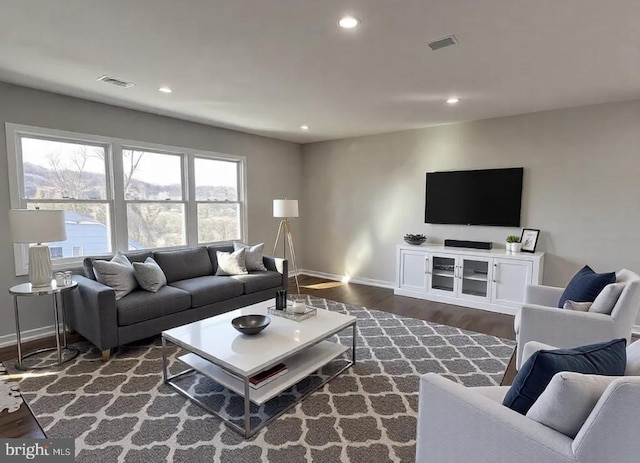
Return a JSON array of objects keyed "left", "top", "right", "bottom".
[{"left": 14, "top": 296, "right": 515, "bottom": 463}]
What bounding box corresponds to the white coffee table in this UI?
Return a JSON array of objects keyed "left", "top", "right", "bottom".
[{"left": 161, "top": 300, "right": 356, "bottom": 438}]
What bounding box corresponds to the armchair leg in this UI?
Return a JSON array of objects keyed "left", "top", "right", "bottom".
[{"left": 101, "top": 349, "right": 111, "bottom": 362}]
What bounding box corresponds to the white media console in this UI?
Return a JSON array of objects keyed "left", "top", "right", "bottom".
[{"left": 395, "top": 244, "right": 544, "bottom": 315}]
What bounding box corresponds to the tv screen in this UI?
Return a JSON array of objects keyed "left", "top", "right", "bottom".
[{"left": 425, "top": 167, "right": 523, "bottom": 227}]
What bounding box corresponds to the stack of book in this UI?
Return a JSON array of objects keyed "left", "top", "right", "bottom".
[{"left": 224, "top": 363, "right": 288, "bottom": 389}]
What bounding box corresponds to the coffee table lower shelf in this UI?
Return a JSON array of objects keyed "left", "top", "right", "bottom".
[
  {"left": 163, "top": 335, "right": 355, "bottom": 438},
  {"left": 178, "top": 341, "right": 348, "bottom": 405}
]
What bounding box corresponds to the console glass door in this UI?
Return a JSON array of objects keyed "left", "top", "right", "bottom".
[
  {"left": 430, "top": 255, "right": 456, "bottom": 293},
  {"left": 460, "top": 258, "right": 490, "bottom": 299}
]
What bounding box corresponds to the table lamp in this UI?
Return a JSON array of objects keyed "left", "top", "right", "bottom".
[
  {"left": 9, "top": 209, "right": 67, "bottom": 287},
  {"left": 273, "top": 199, "right": 300, "bottom": 293}
]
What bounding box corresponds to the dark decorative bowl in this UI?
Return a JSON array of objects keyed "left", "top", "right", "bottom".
[
  {"left": 404, "top": 234, "right": 427, "bottom": 245},
  {"left": 232, "top": 315, "right": 271, "bottom": 335}
]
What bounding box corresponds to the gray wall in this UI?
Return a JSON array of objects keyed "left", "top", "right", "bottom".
[
  {"left": 0, "top": 82, "right": 301, "bottom": 340},
  {"left": 301, "top": 99, "right": 640, "bottom": 287}
]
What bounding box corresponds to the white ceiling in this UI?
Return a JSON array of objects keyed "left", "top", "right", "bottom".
[{"left": 0, "top": 0, "right": 639, "bottom": 143}]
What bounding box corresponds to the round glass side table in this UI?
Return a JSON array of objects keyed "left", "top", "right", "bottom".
[{"left": 10, "top": 280, "right": 80, "bottom": 370}]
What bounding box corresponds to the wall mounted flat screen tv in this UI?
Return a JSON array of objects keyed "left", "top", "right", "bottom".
[{"left": 425, "top": 167, "right": 523, "bottom": 227}]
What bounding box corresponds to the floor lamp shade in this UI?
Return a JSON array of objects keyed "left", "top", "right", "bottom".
[
  {"left": 273, "top": 199, "right": 299, "bottom": 218},
  {"left": 10, "top": 209, "right": 67, "bottom": 287}
]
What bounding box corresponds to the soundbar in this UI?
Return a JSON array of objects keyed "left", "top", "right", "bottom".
[{"left": 444, "top": 239, "right": 493, "bottom": 250}]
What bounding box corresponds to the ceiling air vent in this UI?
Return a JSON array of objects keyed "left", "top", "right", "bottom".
[
  {"left": 97, "top": 75, "right": 135, "bottom": 88},
  {"left": 427, "top": 35, "right": 458, "bottom": 51}
]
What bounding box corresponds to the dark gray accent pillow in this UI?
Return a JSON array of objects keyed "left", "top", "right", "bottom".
[
  {"left": 233, "top": 242, "right": 267, "bottom": 271},
  {"left": 133, "top": 257, "right": 167, "bottom": 293}
]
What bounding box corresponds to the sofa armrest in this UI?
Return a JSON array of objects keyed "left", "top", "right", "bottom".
[
  {"left": 416, "top": 373, "right": 575, "bottom": 463},
  {"left": 522, "top": 340, "right": 557, "bottom": 365},
  {"left": 516, "top": 304, "right": 615, "bottom": 368},
  {"left": 63, "top": 275, "right": 118, "bottom": 351},
  {"left": 525, "top": 284, "right": 565, "bottom": 307},
  {"left": 263, "top": 256, "right": 288, "bottom": 292}
]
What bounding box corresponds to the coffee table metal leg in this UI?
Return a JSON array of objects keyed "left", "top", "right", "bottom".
[
  {"left": 162, "top": 337, "right": 168, "bottom": 382},
  {"left": 352, "top": 323, "right": 357, "bottom": 364},
  {"left": 244, "top": 378, "right": 251, "bottom": 438}
]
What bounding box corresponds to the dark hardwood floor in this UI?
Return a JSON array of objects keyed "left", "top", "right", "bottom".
[
  {"left": 0, "top": 274, "right": 518, "bottom": 438},
  {"left": 296, "top": 274, "right": 516, "bottom": 342}
]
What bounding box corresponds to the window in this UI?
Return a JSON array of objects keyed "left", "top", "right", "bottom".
[
  {"left": 7, "top": 124, "right": 246, "bottom": 275},
  {"left": 123, "top": 149, "right": 186, "bottom": 249},
  {"left": 194, "top": 157, "right": 241, "bottom": 243},
  {"left": 20, "top": 136, "right": 111, "bottom": 260}
]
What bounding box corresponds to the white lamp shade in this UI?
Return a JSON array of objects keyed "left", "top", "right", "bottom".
[
  {"left": 10, "top": 209, "right": 67, "bottom": 243},
  {"left": 273, "top": 199, "right": 299, "bottom": 218}
]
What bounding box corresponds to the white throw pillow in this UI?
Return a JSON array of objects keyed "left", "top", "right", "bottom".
[
  {"left": 526, "top": 372, "right": 619, "bottom": 438},
  {"left": 233, "top": 242, "right": 267, "bottom": 271},
  {"left": 92, "top": 252, "right": 138, "bottom": 300},
  {"left": 589, "top": 282, "right": 625, "bottom": 314},
  {"left": 216, "top": 248, "right": 248, "bottom": 276},
  {"left": 132, "top": 257, "right": 167, "bottom": 293},
  {"left": 562, "top": 300, "right": 592, "bottom": 312},
  {"left": 626, "top": 340, "right": 640, "bottom": 375}
]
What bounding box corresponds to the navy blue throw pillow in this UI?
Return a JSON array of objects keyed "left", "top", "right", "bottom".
[
  {"left": 558, "top": 265, "right": 616, "bottom": 308},
  {"left": 502, "top": 338, "right": 627, "bottom": 415}
]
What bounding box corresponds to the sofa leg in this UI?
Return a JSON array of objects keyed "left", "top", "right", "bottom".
[{"left": 101, "top": 349, "right": 111, "bottom": 362}]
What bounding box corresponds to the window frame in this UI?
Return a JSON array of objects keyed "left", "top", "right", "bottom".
[{"left": 6, "top": 122, "right": 247, "bottom": 276}]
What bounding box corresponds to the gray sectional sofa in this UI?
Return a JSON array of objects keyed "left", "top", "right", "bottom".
[{"left": 64, "top": 245, "right": 287, "bottom": 360}]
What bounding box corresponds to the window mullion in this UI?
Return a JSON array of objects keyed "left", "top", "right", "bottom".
[
  {"left": 111, "top": 142, "right": 127, "bottom": 253},
  {"left": 186, "top": 154, "right": 197, "bottom": 246}
]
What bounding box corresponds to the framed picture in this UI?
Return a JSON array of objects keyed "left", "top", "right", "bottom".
[{"left": 520, "top": 228, "right": 540, "bottom": 253}]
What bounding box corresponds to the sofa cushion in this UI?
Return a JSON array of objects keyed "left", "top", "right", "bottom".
[
  {"left": 153, "top": 247, "right": 213, "bottom": 283},
  {"left": 170, "top": 276, "right": 244, "bottom": 307},
  {"left": 116, "top": 285, "right": 191, "bottom": 326},
  {"left": 502, "top": 338, "right": 627, "bottom": 415},
  {"left": 231, "top": 271, "right": 283, "bottom": 294},
  {"left": 92, "top": 252, "right": 138, "bottom": 300},
  {"left": 589, "top": 282, "right": 625, "bottom": 314},
  {"left": 206, "top": 245, "right": 235, "bottom": 274},
  {"left": 526, "top": 372, "right": 619, "bottom": 438},
  {"left": 233, "top": 242, "right": 268, "bottom": 271},
  {"left": 133, "top": 257, "right": 167, "bottom": 293},
  {"left": 83, "top": 251, "right": 153, "bottom": 280},
  {"left": 558, "top": 265, "right": 616, "bottom": 308}
]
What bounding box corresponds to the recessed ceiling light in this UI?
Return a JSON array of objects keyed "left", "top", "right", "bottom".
[
  {"left": 339, "top": 16, "right": 359, "bottom": 29},
  {"left": 446, "top": 97, "right": 460, "bottom": 104},
  {"left": 300, "top": 125, "right": 310, "bottom": 131},
  {"left": 158, "top": 86, "right": 173, "bottom": 94}
]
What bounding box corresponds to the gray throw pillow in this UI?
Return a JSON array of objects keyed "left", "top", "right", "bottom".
[
  {"left": 626, "top": 340, "right": 640, "bottom": 375},
  {"left": 132, "top": 257, "right": 167, "bottom": 293},
  {"left": 526, "top": 372, "right": 619, "bottom": 438},
  {"left": 216, "top": 248, "right": 248, "bottom": 276},
  {"left": 233, "top": 242, "right": 267, "bottom": 271},
  {"left": 92, "top": 251, "right": 138, "bottom": 300},
  {"left": 589, "top": 282, "right": 625, "bottom": 314}
]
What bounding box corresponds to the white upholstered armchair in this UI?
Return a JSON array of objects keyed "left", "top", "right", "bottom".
[
  {"left": 515, "top": 269, "right": 640, "bottom": 369},
  {"left": 416, "top": 341, "right": 640, "bottom": 463}
]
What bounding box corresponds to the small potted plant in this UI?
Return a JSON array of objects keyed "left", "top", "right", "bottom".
[{"left": 505, "top": 235, "right": 521, "bottom": 252}]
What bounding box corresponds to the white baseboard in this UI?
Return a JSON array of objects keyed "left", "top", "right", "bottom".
[
  {"left": 298, "top": 269, "right": 394, "bottom": 289},
  {"left": 0, "top": 325, "right": 57, "bottom": 349}
]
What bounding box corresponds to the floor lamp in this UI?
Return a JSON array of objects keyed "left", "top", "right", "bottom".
[{"left": 273, "top": 199, "right": 300, "bottom": 294}]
